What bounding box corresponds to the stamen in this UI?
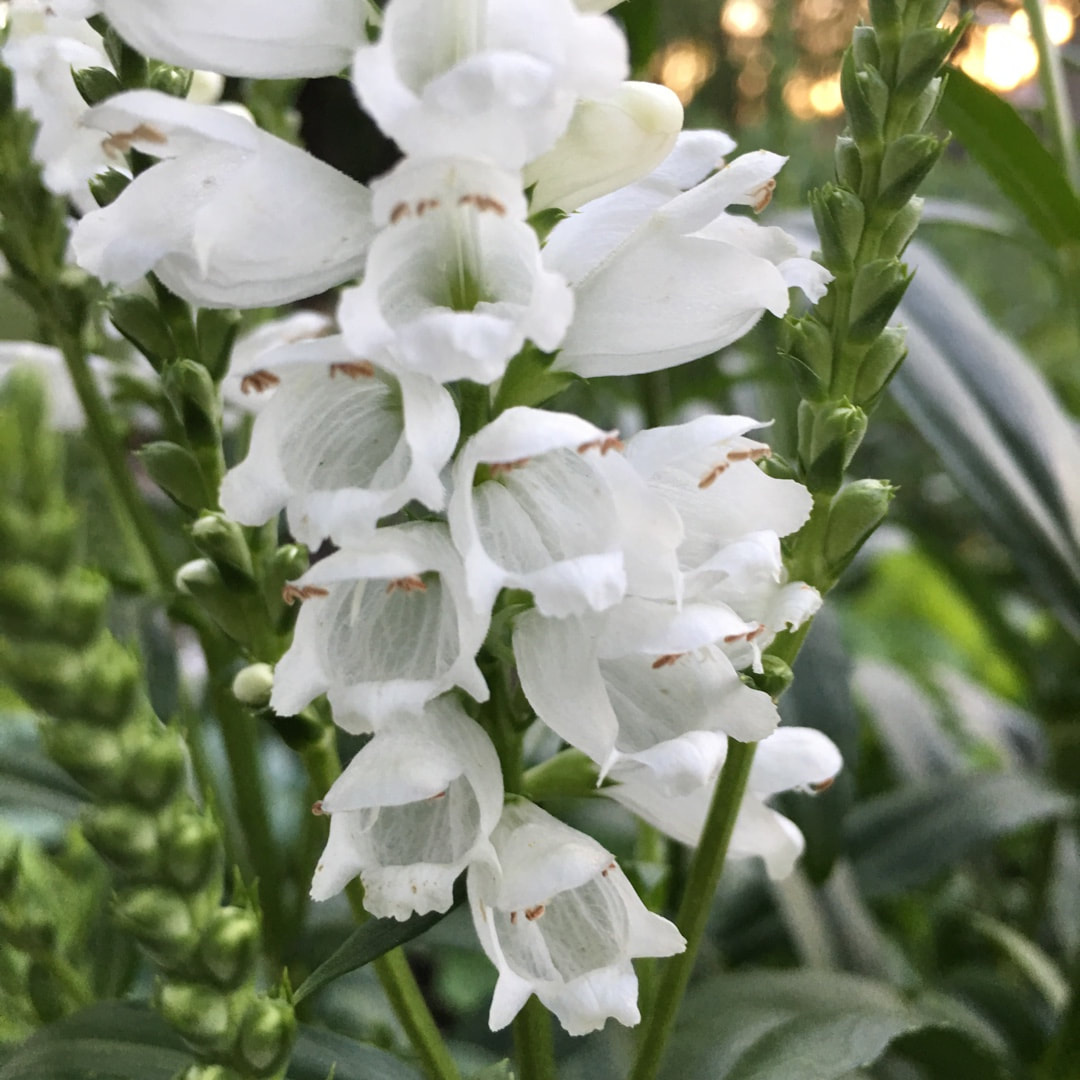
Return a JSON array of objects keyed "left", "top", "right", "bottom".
[
  {"left": 809, "top": 777, "right": 836, "bottom": 793},
  {"left": 390, "top": 202, "right": 411, "bottom": 224},
  {"left": 386, "top": 575, "right": 427, "bottom": 594},
  {"left": 698, "top": 463, "right": 729, "bottom": 489},
  {"left": 509, "top": 911, "right": 518, "bottom": 925},
  {"left": 282, "top": 583, "right": 329, "bottom": 605},
  {"left": 458, "top": 193, "right": 507, "bottom": 216},
  {"left": 524, "top": 904, "right": 545, "bottom": 921},
  {"left": 489, "top": 457, "right": 531, "bottom": 476},
  {"left": 601, "top": 861, "right": 616, "bottom": 877},
  {"left": 427, "top": 790, "right": 447, "bottom": 801},
  {"left": 240, "top": 369, "right": 280, "bottom": 395},
  {"left": 415, "top": 198, "right": 441, "bottom": 216},
  {"left": 329, "top": 361, "right": 375, "bottom": 379},
  {"left": 751, "top": 178, "right": 776, "bottom": 213},
  {"left": 651, "top": 653, "right": 684, "bottom": 669},
  {"left": 311, "top": 800, "right": 325, "bottom": 815},
  {"left": 723, "top": 623, "right": 766, "bottom": 644},
  {"left": 102, "top": 122, "right": 168, "bottom": 155},
  {"left": 577, "top": 433, "right": 623, "bottom": 455},
  {"left": 726, "top": 446, "right": 771, "bottom": 463}
]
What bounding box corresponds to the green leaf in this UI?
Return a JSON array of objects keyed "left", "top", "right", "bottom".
[
  {"left": 0, "top": 715, "right": 85, "bottom": 830},
  {"left": 292, "top": 882, "right": 464, "bottom": 1005},
  {"left": 848, "top": 771, "right": 1072, "bottom": 897},
  {"left": 470, "top": 1062, "right": 515, "bottom": 1080},
  {"left": 894, "top": 241, "right": 1080, "bottom": 640},
  {"left": 938, "top": 67, "right": 1080, "bottom": 251},
  {"left": 290, "top": 1026, "right": 424, "bottom": 1080},
  {"left": 886, "top": 1026, "right": 1012, "bottom": 1080}
]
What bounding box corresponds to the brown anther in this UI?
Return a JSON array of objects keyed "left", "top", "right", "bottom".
[
  {"left": 722, "top": 623, "right": 766, "bottom": 644},
  {"left": 726, "top": 446, "right": 771, "bottom": 463},
  {"left": 386, "top": 575, "right": 427, "bottom": 594},
  {"left": 651, "top": 653, "right": 683, "bottom": 669},
  {"left": 427, "top": 790, "right": 447, "bottom": 801},
  {"left": 747, "top": 623, "right": 766, "bottom": 640},
  {"left": 102, "top": 122, "right": 168, "bottom": 155},
  {"left": 809, "top": 777, "right": 836, "bottom": 793},
  {"left": 751, "top": 178, "right": 776, "bottom": 213},
  {"left": 489, "top": 457, "right": 531, "bottom": 476},
  {"left": 509, "top": 911, "right": 519, "bottom": 925},
  {"left": 311, "top": 800, "right": 325, "bottom": 816},
  {"left": 411, "top": 884, "right": 418, "bottom": 893},
  {"left": 240, "top": 369, "right": 280, "bottom": 395},
  {"left": 601, "top": 861, "right": 616, "bottom": 877},
  {"left": 524, "top": 904, "right": 545, "bottom": 921},
  {"left": 458, "top": 194, "right": 478, "bottom": 208},
  {"left": 697, "top": 463, "right": 729, "bottom": 489},
  {"left": 577, "top": 434, "right": 623, "bottom": 455},
  {"left": 330, "top": 361, "right": 375, "bottom": 379},
  {"left": 390, "top": 201, "right": 411, "bottom": 224},
  {"left": 479, "top": 195, "right": 507, "bottom": 216},
  {"left": 416, "top": 198, "right": 441, "bottom": 216},
  {"left": 282, "top": 583, "right": 329, "bottom": 605}
]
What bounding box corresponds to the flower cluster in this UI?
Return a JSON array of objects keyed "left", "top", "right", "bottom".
[{"left": 55, "top": 0, "right": 841, "bottom": 1037}]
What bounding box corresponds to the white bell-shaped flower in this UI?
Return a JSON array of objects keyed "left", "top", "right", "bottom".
[
  {"left": 524, "top": 82, "right": 683, "bottom": 214},
  {"left": 72, "top": 91, "right": 374, "bottom": 309},
  {"left": 1, "top": 8, "right": 111, "bottom": 210},
  {"left": 310, "top": 697, "right": 504, "bottom": 920},
  {"left": 514, "top": 598, "right": 781, "bottom": 795},
  {"left": 338, "top": 157, "right": 572, "bottom": 386},
  {"left": 95, "top": 0, "right": 374, "bottom": 78},
  {"left": 544, "top": 136, "right": 833, "bottom": 378},
  {"left": 351, "top": 0, "right": 627, "bottom": 169},
  {"left": 219, "top": 336, "right": 459, "bottom": 548},
  {"left": 448, "top": 407, "right": 681, "bottom": 618},
  {"left": 469, "top": 799, "right": 684, "bottom": 1035},
  {"left": 608, "top": 726, "right": 843, "bottom": 879},
  {"left": 271, "top": 523, "right": 490, "bottom": 730}
]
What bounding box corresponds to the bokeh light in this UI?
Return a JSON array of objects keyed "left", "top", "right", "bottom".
[{"left": 655, "top": 39, "right": 717, "bottom": 105}]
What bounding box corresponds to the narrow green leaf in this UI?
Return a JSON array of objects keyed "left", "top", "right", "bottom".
[
  {"left": 292, "top": 882, "right": 464, "bottom": 1005},
  {"left": 290, "top": 1027, "right": 424, "bottom": 1080},
  {"left": 0, "top": 715, "right": 85, "bottom": 825},
  {"left": 938, "top": 67, "right": 1080, "bottom": 250}
]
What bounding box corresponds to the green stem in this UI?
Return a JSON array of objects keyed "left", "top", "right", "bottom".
[
  {"left": 628, "top": 739, "right": 758, "bottom": 1080},
  {"left": 1024, "top": 0, "right": 1080, "bottom": 191},
  {"left": 302, "top": 730, "right": 461, "bottom": 1080},
  {"left": 514, "top": 995, "right": 557, "bottom": 1080}
]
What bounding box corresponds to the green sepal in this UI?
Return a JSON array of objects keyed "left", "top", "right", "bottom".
[
  {"left": 810, "top": 184, "right": 865, "bottom": 272},
  {"left": 191, "top": 513, "right": 256, "bottom": 587},
  {"left": 823, "top": 478, "right": 896, "bottom": 578},
  {"left": 88, "top": 168, "right": 131, "bottom": 208},
  {"left": 868, "top": 0, "right": 902, "bottom": 37},
  {"left": 0, "top": 502, "right": 77, "bottom": 573},
  {"left": 0, "top": 639, "right": 83, "bottom": 718},
  {"left": 895, "top": 25, "right": 961, "bottom": 99},
  {"left": 148, "top": 64, "right": 193, "bottom": 98},
  {"left": 877, "top": 195, "right": 923, "bottom": 259},
  {"left": 522, "top": 747, "right": 602, "bottom": 802},
  {"left": 103, "top": 26, "right": 148, "bottom": 88},
  {"left": 109, "top": 294, "right": 178, "bottom": 370},
  {"left": 42, "top": 721, "right": 127, "bottom": 796},
  {"left": 779, "top": 315, "right": 833, "bottom": 400},
  {"left": 877, "top": 133, "right": 946, "bottom": 210},
  {"left": 798, "top": 399, "right": 868, "bottom": 493},
  {"left": 197, "top": 907, "right": 260, "bottom": 990},
  {"left": 850, "top": 26, "right": 881, "bottom": 71},
  {"left": 154, "top": 979, "right": 237, "bottom": 1055},
  {"left": 176, "top": 559, "right": 262, "bottom": 646},
  {"left": 82, "top": 802, "right": 160, "bottom": 877},
  {"left": 116, "top": 888, "right": 199, "bottom": 969},
  {"left": 79, "top": 635, "right": 142, "bottom": 727},
  {"left": 853, "top": 325, "right": 908, "bottom": 407},
  {"left": 847, "top": 258, "right": 912, "bottom": 343},
  {"left": 0, "top": 563, "right": 104, "bottom": 646},
  {"left": 163, "top": 359, "right": 221, "bottom": 449},
  {"left": 840, "top": 50, "right": 884, "bottom": 150},
  {"left": 743, "top": 655, "right": 795, "bottom": 700},
  {"left": 493, "top": 345, "right": 576, "bottom": 413},
  {"left": 235, "top": 998, "right": 296, "bottom": 1078},
  {"left": 70, "top": 66, "right": 123, "bottom": 107},
  {"left": 138, "top": 441, "right": 210, "bottom": 511},
  {"left": 834, "top": 136, "right": 862, "bottom": 191},
  {"left": 196, "top": 309, "right": 242, "bottom": 382},
  {"left": 906, "top": 74, "right": 945, "bottom": 132}
]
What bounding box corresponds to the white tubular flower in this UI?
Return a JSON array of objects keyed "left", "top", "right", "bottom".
[
  {"left": 449, "top": 407, "right": 681, "bottom": 618},
  {"left": 219, "top": 337, "right": 459, "bottom": 548},
  {"left": 524, "top": 82, "right": 683, "bottom": 214},
  {"left": 469, "top": 799, "right": 684, "bottom": 1035},
  {"left": 338, "top": 157, "right": 572, "bottom": 386},
  {"left": 310, "top": 697, "right": 503, "bottom": 920},
  {"left": 514, "top": 598, "right": 781, "bottom": 795},
  {"left": 0, "top": 343, "right": 120, "bottom": 431},
  {"left": 71, "top": 91, "right": 374, "bottom": 309},
  {"left": 271, "top": 523, "right": 490, "bottom": 731},
  {"left": 608, "top": 726, "right": 843, "bottom": 880},
  {"left": 1, "top": 9, "right": 111, "bottom": 210},
  {"left": 95, "top": 0, "right": 374, "bottom": 78},
  {"left": 544, "top": 137, "right": 833, "bottom": 378},
  {"left": 351, "top": 0, "right": 627, "bottom": 169}
]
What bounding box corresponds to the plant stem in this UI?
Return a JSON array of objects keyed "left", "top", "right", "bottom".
[
  {"left": 302, "top": 729, "right": 461, "bottom": 1080},
  {"left": 628, "top": 739, "right": 757, "bottom": 1080},
  {"left": 514, "top": 996, "right": 557, "bottom": 1080},
  {"left": 1024, "top": 0, "right": 1080, "bottom": 191}
]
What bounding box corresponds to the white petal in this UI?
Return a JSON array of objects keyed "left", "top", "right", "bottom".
[
  {"left": 729, "top": 797, "right": 806, "bottom": 880},
  {"left": 749, "top": 726, "right": 843, "bottom": 798}
]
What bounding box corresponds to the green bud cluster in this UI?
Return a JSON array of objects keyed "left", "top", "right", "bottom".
[
  {"left": 781, "top": 0, "right": 961, "bottom": 493},
  {"left": 0, "top": 372, "right": 295, "bottom": 1079}
]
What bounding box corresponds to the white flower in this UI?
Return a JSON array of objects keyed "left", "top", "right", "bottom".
[
  {"left": 544, "top": 136, "right": 833, "bottom": 378},
  {"left": 607, "top": 726, "right": 843, "bottom": 879},
  {"left": 72, "top": 91, "right": 374, "bottom": 309},
  {"left": 95, "top": 0, "right": 375, "bottom": 78},
  {"left": 351, "top": 0, "right": 627, "bottom": 169},
  {"left": 1, "top": 9, "right": 111, "bottom": 210},
  {"left": 338, "top": 157, "right": 573, "bottom": 386},
  {"left": 219, "top": 336, "right": 459, "bottom": 548},
  {"left": 448, "top": 407, "right": 681, "bottom": 618},
  {"left": 524, "top": 81, "right": 683, "bottom": 214},
  {"left": 514, "top": 598, "right": 781, "bottom": 795},
  {"left": 469, "top": 799, "right": 684, "bottom": 1035},
  {"left": 310, "top": 697, "right": 504, "bottom": 920},
  {"left": 271, "top": 523, "right": 490, "bottom": 731}
]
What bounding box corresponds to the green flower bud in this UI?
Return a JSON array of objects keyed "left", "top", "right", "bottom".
[
  {"left": 877, "top": 196, "right": 923, "bottom": 260},
  {"left": 70, "top": 66, "right": 123, "bottom": 107},
  {"left": 115, "top": 887, "right": 198, "bottom": 968},
  {"left": 2, "top": 640, "right": 82, "bottom": 717},
  {"left": 81, "top": 636, "right": 141, "bottom": 727},
  {"left": 906, "top": 75, "right": 945, "bottom": 132},
  {"left": 124, "top": 729, "right": 187, "bottom": 808},
  {"left": 810, "top": 184, "right": 865, "bottom": 273},
  {"left": 177, "top": 559, "right": 259, "bottom": 645},
  {"left": 137, "top": 441, "right": 209, "bottom": 511},
  {"left": 83, "top": 803, "right": 160, "bottom": 877},
  {"left": 834, "top": 137, "right": 862, "bottom": 192},
  {"left": 42, "top": 721, "right": 126, "bottom": 795},
  {"left": 159, "top": 806, "right": 221, "bottom": 893},
  {"left": 109, "top": 295, "right": 178, "bottom": 370},
  {"left": 177, "top": 1066, "right": 242, "bottom": 1080},
  {"left": 851, "top": 26, "right": 881, "bottom": 70},
  {"left": 9, "top": 910, "right": 56, "bottom": 954},
  {"left": 854, "top": 326, "right": 908, "bottom": 407},
  {"left": 55, "top": 570, "right": 109, "bottom": 647},
  {"left": 236, "top": 998, "right": 297, "bottom": 1078},
  {"left": 780, "top": 315, "right": 833, "bottom": 400},
  {"left": 0, "top": 562, "right": 57, "bottom": 640},
  {"left": 0, "top": 833, "right": 20, "bottom": 900},
  {"left": 191, "top": 513, "right": 255, "bottom": 585},
  {"left": 523, "top": 747, "right": 601, "bottom": 801},
  {"left": 155, "top": 979, "right": 236, "bottom": 1055},
  {"left": 895, "top": 26, "right": 959, "bottom": 98},
  {"left": 847, "top": 258, "right": 912, "bottom": 344},
  {"left": 148, "top": 65, "right": 193, "bottom": 98},
  {"left": 840, "top": 51, "right": 885, "bottom": 150},
  {"left": 877, "top": 133, "right": 946, "bottom": 211},
  {"left": 824, "top": 479, "right": 896, "bottom": 577},
  {"left": 0, "top": 502, "right": 77, "bottom": 573},
  {"left": 868, "top": 0, "right": 902, "bottom": 36},
  {"left": 198, "top": 906, "right": 260, "bottom": 990},
  {"left": 162, "top": 360, "right": 220, "bottom": 450},
  {"left": 232, "top": 664, "right": 274, "bottom": 709},
  {"left": 799, "top": 399, "right": 868, "bottom": 493},
  {"left": 196, "top": 309, "right": 241, "bottom": 382},
  {"left": 744, "top": 655, "right": 795, "bottom": 700},
  {"left": 913, "top": 0, "right": 951, "bottom": 31},
  {"left": 89, "top": 168, "right": 131, "bottom": 208}
]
